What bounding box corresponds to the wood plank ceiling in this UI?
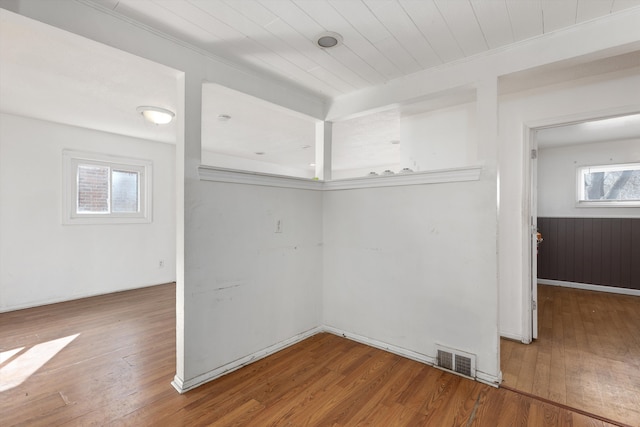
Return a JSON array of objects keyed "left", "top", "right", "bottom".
[{"left": 91, "top": 0, "right": 640, "bottom": 99}]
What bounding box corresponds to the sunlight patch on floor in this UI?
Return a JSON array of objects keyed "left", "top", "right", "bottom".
[
  {"left": 0, "top": 334, "right": 79, "bottom": 392},
  {"left": 0, "top": 346, "right": 24, "bottom": 364}
]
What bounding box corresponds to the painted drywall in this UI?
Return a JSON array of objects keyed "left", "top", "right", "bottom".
[
  {"left": 331, "top": 102, "right": 478, "bottom": 179},
  {"left": 201, "top": 149, "right": 314, "bottom": 179},
  {"left": 184, "top": 180, "right": 323, "bottom": 380},
  {"left": 323, "top": 177, "right": 499, "bottom": 381},
  {"left": 0, "top": 113, "right": 176, "bottom": 311},
  {"left": 400, "top": 102, "right": 478, "bottom": 172},
  {"left": 538, "top": 139, "right": 640, "bottom": 218},
  {"left": 498, "top": 69, "right": 640, "bottom": 341}
]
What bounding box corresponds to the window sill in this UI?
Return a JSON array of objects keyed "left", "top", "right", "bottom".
[
  {"left": 575, "top": 201, "right": 640, "bottom": 208},
  {"left": 62, "top": 215, "right": 151, "bottom": 225}
]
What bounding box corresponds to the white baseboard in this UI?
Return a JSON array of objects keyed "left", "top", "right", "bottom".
[
  {"left": 170, "top": 376, "right": 184, "bottom": 394},
  {"left": 321, "top": 326, "right": 501, "bottom": 388},
  {"left": 538, "top": 279, "right": 640, "bottom": 297},
  {"left": 476, "top": 370, "right": 502, "bottom": 388},
  {"left": 171, "top": 326, "right": 323, "bottom": 394},
  {"left": 173, "top": 325, "right": 503, "bottom": 394},
  {"left": 499, "top": 331, "right": 524, "bottom": 342},
  {"left": 321, "top": 325, "right": 436, "bottom": 366}
]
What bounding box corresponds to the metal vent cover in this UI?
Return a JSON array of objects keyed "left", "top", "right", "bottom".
[
  {"left": 435, "top": 345, "right": 476, "bottom": 379},
  {"left": 437, "top": 349, "right": 453, "bottom": 370},
  {"left": 454, "top": 354, "right": 472, "bottom": 377}
]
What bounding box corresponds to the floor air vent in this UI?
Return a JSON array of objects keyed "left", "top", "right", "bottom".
[{"left": 435, "top": 345, "right": 476, "bottom": 378}]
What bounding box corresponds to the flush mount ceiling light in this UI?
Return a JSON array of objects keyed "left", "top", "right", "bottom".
[
  {"left": 137, "top": 106, "right": 175, "bottom": 125},
  {"left": 315, "top": 31, "right": 343, "bottom": 49}
]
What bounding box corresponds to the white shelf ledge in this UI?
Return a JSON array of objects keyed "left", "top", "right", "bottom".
[
  {"left": 198, "top": 165, "right": 483, "bottom": 191},
  {"left": 324, "top": 166, "right": 483, "bottom": 190},
  {"left": 198, "top": 165, "right": 323, "bottom": 190}
]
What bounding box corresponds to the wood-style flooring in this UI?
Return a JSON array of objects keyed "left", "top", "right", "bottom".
[
  {"left": 0, "top": 283, "right": 624, "bottom": 426},
  {"left": 501, "top": 284, "right": 640, "bottom": 427}
]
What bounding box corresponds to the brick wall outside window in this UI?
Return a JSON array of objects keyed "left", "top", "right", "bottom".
[
  {"left": 77, "top": 165, "right": 109, "bottom": 213},
  {"left": 64, "top": 150, "right": 151, "bottom": 224}
]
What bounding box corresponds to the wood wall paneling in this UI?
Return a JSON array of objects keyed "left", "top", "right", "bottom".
[{"left": 538, "top": 217, "right": 640, "bottom": 290}]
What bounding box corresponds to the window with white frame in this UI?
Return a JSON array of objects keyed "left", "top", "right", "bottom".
[
  {"left": 63, "top": 150, "right": 152, "bottom": 224},
  {"left": 577, "top": 163, "right": 640, "bottom": 207}
]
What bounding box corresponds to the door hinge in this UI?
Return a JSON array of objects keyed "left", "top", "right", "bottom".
[
  {"left": 530, "top": 149, "right": 537, "bottom": 159},
  {"left": 532, "top": 300, "right": 537, "bottom": 310}
]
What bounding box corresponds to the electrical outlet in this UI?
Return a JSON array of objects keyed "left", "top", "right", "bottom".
[
  {"left": 275, "top": 219, "right": 283, "bottom": 233},
  {"left": 159, "top": 260, "right": 164, "bottom": 268}
]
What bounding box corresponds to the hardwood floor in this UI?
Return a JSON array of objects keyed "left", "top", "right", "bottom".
[
  {"left": 501, "top": 284, "right": 640, "bottom": 427},
  {"left": 0, "top": 283, "right": 623, "bottom": 426}
]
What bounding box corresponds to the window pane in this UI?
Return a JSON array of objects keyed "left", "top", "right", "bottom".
[
  {"left": 112, "top": 170, "right": 139, "bottom": 212},
  {"left": 77, "top": 165, "right": 109, "bottom": 213},
  {"left": 583, "top": 169, "right": 640, "bottom": 201}
]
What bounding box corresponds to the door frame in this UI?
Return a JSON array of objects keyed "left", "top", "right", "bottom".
[
  {"left": 521, "top": 124, "right": 536, "bottom": 344},
  {"left": 520, "top": 105, "right": 640, "bottom": 344}
]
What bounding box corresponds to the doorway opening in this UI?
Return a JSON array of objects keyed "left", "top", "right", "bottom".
[{"left": 502, "top": 110, "right": 640, "bottom": 426}]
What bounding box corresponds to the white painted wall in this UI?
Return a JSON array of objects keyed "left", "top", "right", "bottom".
[
  {"left": 184, "top": 180, "right": 323, "bottom": 381},
  {"left": 323, "top": 178, "right": 499, "bottom": 381},
  {"left": 201, "top": 149, "right": 314, "bottom": 179},
  {"left": 400, "top": 102, "right": 478, "bottom": 171},
  {"left": 538, "top": 139, "right": 640, "bottom": 218},
  {"left": 498, "top": 69, "right": 640, "bottom": 340},
  {"left": 0, "top": 113, "right": 176, "bottom": 311}
]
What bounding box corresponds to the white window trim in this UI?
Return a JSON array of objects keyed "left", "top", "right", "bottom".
[
  {"left": 63, "top": 150, "right": 152, "bottom": 224},
  {"left": 576, "top": 162, "right": 640, "bottom": 208}
]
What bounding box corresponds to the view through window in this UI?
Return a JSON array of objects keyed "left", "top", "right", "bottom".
[
  {"left": 578, "top": 163, "right": 640, "bottom": 205},
  {"left": 63, "top": 150, "right": 151, "bottom": 223}
]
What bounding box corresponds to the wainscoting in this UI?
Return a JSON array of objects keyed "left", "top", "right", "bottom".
[{"left": 537, "top": 217, "right": 640, "bottom": 290}]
